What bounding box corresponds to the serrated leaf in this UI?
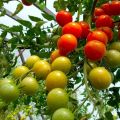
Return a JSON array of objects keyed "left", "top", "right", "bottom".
[
  {"left": 7, "top": 25, "right": 23, "bottom": 33},
  {"left": 17, "top": 19, "right": 32, "bottom": 28},
  {"left": 0, "top": 9, "right": 6, "bottom": 17},
  {"left": 29, "top": 15, "right": 43, "bottom": 22},
  {"left": 12, "top": 3, "right": 23, "bottom": 16},
  {"left": 42, "top": 12, "right": 55, "bottom": 21}
]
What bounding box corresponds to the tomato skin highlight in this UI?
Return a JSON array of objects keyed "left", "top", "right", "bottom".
[
  {"left": 56, "top": 10, "right": 72, "bottom": 27},
  {"left": 62, "top": 22, "right": 82, "bottom": 38},
  {"left": 84, "top": 40, "right": 106, "bottom": 61},
  {"left": 57, "top": 34, "right": 77, "bottom": 55},
  {"left": 87, "top": 30, "right": 108, "bottom": 45},
  {"left": 88, "top": 67, "right": 112, "bottom": 90}
]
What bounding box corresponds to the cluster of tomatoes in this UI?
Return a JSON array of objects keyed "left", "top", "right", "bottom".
[{"left": 0, "top": 54, "right": 75, "bottom": 119}]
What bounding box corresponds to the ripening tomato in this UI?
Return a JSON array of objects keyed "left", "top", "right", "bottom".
[
  {"left": 87, "top": 30, "right": 108, "bottom": 45},
  {"left": 0, "top": 83, "right": 20, "bottom": 102},
  {"left": 47, "top": 88, "right": 69, "bottom": 111},
  {"left": 32, "top": 60, "right": 51, "bottom": 79},
  {"left": 45, "top": 70, "right": 68, "bottom": 91},
  {"left": 84, "top": 40, "right": 106, "bottom": 61},
  {"left": 25, "top": 55, "right": 40, "bottom": 68},
  {"left": 88, "top": 67, "right": 112, "bottom": 90},
  {"left": 95, "top": 15, "right": 114, "bottom": 28},
  {"left": 105, "top": 50, "right": 120, "bottom": 68},
  {"left": 97, "top": 27, "right": 113, "bottom": 41},
  {"left": 62, "top": 22, "right": 82, "bottom": 38},
  {"left": 57, "top": 34, "right": 77, "bottom": 55},
  {"left": 56, "top": 10, "right": 72, "bottom": 27},
  {"left": 52, "top": 108, "right": 74, "bottom": 120},
  {"left": 78, "top": 21, "right": 90, "bottom": 39},
  {"left": 50, "top": 49, "right": 61, "bottom": 63},
  {"left": 51, "top": 56, "right": 71, "bottom": 73},
  {"left": 20, "top": 77, "right": 39, "bottom": 95},
  {"left": 12, "top": 66, "right": 29, "bottom": 79},
  {"left": 22, "top": 0, "right": 32, "bottom": 6}
]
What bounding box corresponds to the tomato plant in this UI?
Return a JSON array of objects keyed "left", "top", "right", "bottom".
[{"left": 0, "top": 0, "right": 120, "bottom": 119}]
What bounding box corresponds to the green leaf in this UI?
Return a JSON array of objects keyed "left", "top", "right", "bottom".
[
  {"left": 0, "top": 9, "right": 6, "bottom": 17},
  {"left": 0, "top": 1, "right": 3, "bottom": 8},
  {"left": 42, "top": 12, "right": 55, "bottom": 21},
  {"left": 12, "top": 3, "right": 23, "bottom": 16},
  {"left": 29, "top": 15, "right": 43, "bottom": 22},
  {"left": 35, "top": 21, "right": 46, "bottom": 28},
  {"left": 17, "top": 19, "right": 32, "bottom": 28},
  {"left": 39, "top": 2, "right": 45, "bottom": 11},
  {"left": 105, "top": 112, "right": 114, "bottom": 120},
  {"left": 7, "top": 25, "right": 23, "bottom": 33},
  {"left": 0, "top": 24, "right": 9, "bottom": 30}
]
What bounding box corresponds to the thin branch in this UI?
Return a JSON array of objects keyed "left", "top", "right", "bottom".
[{"left": 18, "top": 49, "right": 25, "bottom": 64}]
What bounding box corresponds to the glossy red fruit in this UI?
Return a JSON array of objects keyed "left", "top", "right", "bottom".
[
  {"left": 22, "top": 0, "right": 32, "bottom": 6},
  {"left": 94, "top": 7, "right": 105, "bottom": 16},
  {"left": 101, "top": 3, "right": 111, "bottom": 16},
  {"left": 56, "top": 10, "right": 72, "bottom": 27},
  {"left": 62, "top": 22, "right": 82, "bottom": 38},
  {"left": 110, "top": 1, "right": 120, "bottom": 15},
  {"left": 95, "top": 15, "right": 114, "bottom": 28},
  {"left": 78, "top": 21, "right": 90, "bottom": 39},
  {"left": 87, "top": 30, "right": 108, "bottom": 45},
  {"left": 57, "top": 34, "right": 77, "bottom": 55},
  {"left": 97, "top": 27, "right": 113, "bottom": 42},
  {"left": 84, "top": 40, "right": 106, "bottom": 61}
]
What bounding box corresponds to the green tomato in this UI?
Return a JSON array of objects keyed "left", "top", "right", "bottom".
[
  {"left": 105, "top": 50, "right": 120, "bottom": 68},
  {"left": 51, "top": 56, "right": 71, "bottom": 74},
  {"left": 110, "top": 41, "right": 120, "bottom": 52},
  {"left": 47, "top": 88, "right": 69, "bottom": 112},
  {"left": 0, "top": 83, "right": 20, "bottom": 102},
  {"left": 52, "top": 108, "right": 74, "bottom": 120},
  {"left": 20, "top": 77, "right": 39, "bottom": 95}
]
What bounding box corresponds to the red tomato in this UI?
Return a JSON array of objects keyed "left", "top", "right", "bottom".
[
  {"left": 22, "top": 0, "right": 32, "bottom": 6},
  {"left": 101, "top": 3, "right": 111, "bottom": 16},
  {"left": 110, "top": 1, "right": 120, "bottom": 15},
  {"left": 78, "top": 21, "right": 90, "bottom": 39},
  {"left": 97, "top": 27, "right": 113, "bottom": 42},
  {"left": 94, "top": 7, "right": 105, "bottom": 16},
  {"left": 56, "top": 10, "right": 72, "bottom": 27},
  {"left": 95, "top": 15, "right": 114, "bottom": 28},
  {"left": 62, "top": 22, "right": 82, "bottom": 38},
  {"left": 84, "top": 40, "right": 106, "bottom": 61},
  {"left": 87, "top": 30, "right": 108, "bottom": 45},
  {"left": 57, "top": 34, "right": 77, "bottom": 55}
]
